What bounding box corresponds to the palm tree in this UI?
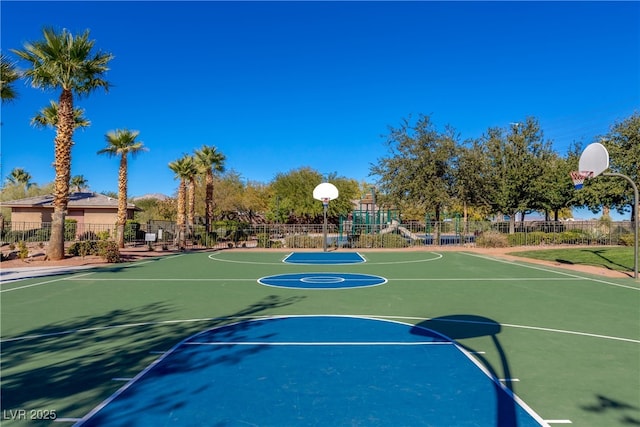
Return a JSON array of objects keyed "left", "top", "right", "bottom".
[
  {"left": 12, "top": 28, "right": 112, "bottom": 260},
  {"left": 168, "top": 155, "right": 197, "bottom": 248},
  {"left": 31, "top": 100, "right": 91, "bottom": 130},
  {"left": 0, "top": 53, "right": 20, "bottom": 103},
  {"left": 70, "top": 175, "right": 89, "bottom": 193},
  {"left": 194, "top": 145, "right": 226, "bottom": 232},
  {"left": 6, "top": 167, "right": 33, "bottom": 191},
  {"left": 97, "top": 129, "right": 147, "bottom": 248},
  {"left": 186, "top": 160, "right": 198, "bottom": 235}
]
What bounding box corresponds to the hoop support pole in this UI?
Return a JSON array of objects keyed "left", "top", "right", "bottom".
[{"left": 604, "top": 172, "right": 638, "bottom": 280}]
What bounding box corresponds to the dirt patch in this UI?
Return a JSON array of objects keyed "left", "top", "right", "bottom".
[{"left": 0, "top": 244, "right": 180, "bottom": 269}]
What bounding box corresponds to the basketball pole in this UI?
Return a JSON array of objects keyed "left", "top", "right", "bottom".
[
  {"left": 322, "top": 200, "right": 328, "bottom": 252},
  {"left": 603, "top": 172, "right": 638, "bottom": 280}
]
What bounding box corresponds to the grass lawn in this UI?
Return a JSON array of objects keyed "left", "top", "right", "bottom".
[{"left": 508, "top": 246, "right": 636, "bottom": 273}]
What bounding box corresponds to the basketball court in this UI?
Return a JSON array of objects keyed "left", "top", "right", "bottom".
[{"left": 2, "top": 250, "right": 638, "bottom": 426}]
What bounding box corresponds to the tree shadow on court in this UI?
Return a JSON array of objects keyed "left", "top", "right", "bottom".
[
  {"left": 1, "top": 294, "right": 304, "bottom": 422},
  {"left": 581, "top": 395, "right": 640, "bottom": 426},
  {"left": 413, "top": 315, "right": 519, "bottom": 427}
]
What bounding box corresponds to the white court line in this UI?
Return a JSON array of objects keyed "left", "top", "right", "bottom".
[
  {"left": 390, "top": 277, "right": 581, "bottom": 281},
  {"left": 69, "top": 278, "right": 257, "bottom": 281},
  {"left": 207, "top": 252, "right": 443, "bottom": 265},
  {"left": 66, "top": 277, "right": 581, "bottom": 282},
  {"left": 185, "top": 341, "right": 451, "bottom": 346},
  {"left": 1, "top": 254, "right": 184, "bottom": 290},
  {"left": 354, "top": 315, "right": 640, "bottom": 344},
  {"left": 461, "top": 252, "right": 640, "bottom": 291},
  {"left": 3, "top": 313, "right": 638, "bottom": 345},
  {"left": 0, "top": 272, "right": 95, "bottom": 293}
]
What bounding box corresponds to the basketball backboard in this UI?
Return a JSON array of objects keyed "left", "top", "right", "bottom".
[
  {"left": 579, "top": 142, "right": 609, "bottom": 177},
  {"left": 313, "top": 182, "right": 339, "bottom": 203}
]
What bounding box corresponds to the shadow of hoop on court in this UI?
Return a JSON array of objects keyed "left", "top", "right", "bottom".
[{"left": 412, "top": 314, "right": 519, "bottom": 427}]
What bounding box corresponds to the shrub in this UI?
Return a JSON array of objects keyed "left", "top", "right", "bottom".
[
  {"left": 68, "top": 241, "right": 99, "bottom": 257},
  {"left": 284, "top": 235, "right": 324, "bottom": 248},
  {"left": 256, "top": 233, "right": 270, "bottom": 248},
  {"left": 558, "top": 230, "right": 588, "bottom": 244},
  {"left": 476, "top": 231, "right": 509, "bottom": 248},
  {"left": 79, "top": 231, "right": 98, "bottom": 241},
  {"left": 619, "top": 234, "right": 635, "bottom": 246},
  {"left": 64, "top": 219, "right": 77, "bottom": 241},
  {"left": 357, "top": 233, "right": 408, "bottom": 248},
  {"left": 98, "top": 240, "right": 121, "bottom": 263},
  {"left": 124, "top": 221, "right": 141, "bottom": 241},
  {"left": 33, "top": 227, "right": 51, "bottom": 242},
  {"left": 18, "top": 241, "right": 29, "bottom": 260}
]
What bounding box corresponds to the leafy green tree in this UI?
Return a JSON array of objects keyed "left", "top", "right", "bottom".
[
  {"left": 454, "top": 139, "right": 493, "bottom": 221},
  {"left": 480, "top": 118, "right": 554, "bottom": 232},
  {"left": 269, "top": 167, "right": 322, "bottom": 223},
  {"left": 1, "top": 53, "right": 20, "bottom": 103},
  {"left": 370, "top": 114, "right": 458, "bottom": 238},
  {"left": 97, "top": 129, "right": 147, "bottom": 248},
  {"left": 268, "top": 167, "right": 357, "bottom": 223},
  {"left": 604, "top": 113, "right": 640, "bottom": 221},
  {"left": 13, "top": 27, "right": 113, "bottom": 260},
  {"left": 535, "top": 152, "right": 575, "bottom": 221},
  {"left": 212, "top": 171, "right": 246, "bottom": 218},
  {"left": 572, "top": 113, "right": 639, "bottom": 221}
]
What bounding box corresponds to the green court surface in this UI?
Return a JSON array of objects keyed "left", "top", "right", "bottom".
[{"left": 1, "top": 250, "right": 639, "bottom": 426}]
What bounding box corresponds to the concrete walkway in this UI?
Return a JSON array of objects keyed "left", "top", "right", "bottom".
[{"left": 0, "top": 264, "right": 97, "bottom": 284}]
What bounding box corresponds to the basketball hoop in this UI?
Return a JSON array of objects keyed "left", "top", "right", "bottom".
[
  {"left": 570, "top": 171, "right": 593, "bottom": 190},
  {"left": 313, "top": 182, "right": 340, "bottom": 252}
]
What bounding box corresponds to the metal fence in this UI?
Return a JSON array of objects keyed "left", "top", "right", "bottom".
[{"left": 1, "top": 219, "right": 635, "bottom": 249}]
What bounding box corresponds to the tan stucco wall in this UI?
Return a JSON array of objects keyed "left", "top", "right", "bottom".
[
  {"left": 9, "top": 208, "right": 45, "bottom": 229},
  {"left": 84, "top": 209, "right": 118, "bottom": 226}
]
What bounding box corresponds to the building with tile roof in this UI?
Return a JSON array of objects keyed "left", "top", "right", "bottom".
[{"left": 2, "top": 192, "right": 139, "bottom": 233}]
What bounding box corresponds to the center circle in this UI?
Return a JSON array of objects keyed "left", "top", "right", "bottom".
[
  {"left": 300, "top": 276, "right": 345, "bottom": 284},
  {"left": 258, "top": 273, "right": 387, "bottom": 290}
]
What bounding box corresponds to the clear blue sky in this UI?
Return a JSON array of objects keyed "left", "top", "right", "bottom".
[{"left": 2, "top": 1, "right": 639, "bottom": 210}]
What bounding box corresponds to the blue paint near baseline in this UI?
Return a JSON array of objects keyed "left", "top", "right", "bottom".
[
  {"left": 76, "top": 316, "right": 546, "bottom": 427},
  {"left": 259, "top": 272, "right": 387, "bottom": 289},
  {"left": 283, "top": 252, "right": 366, "bottom": 264}
]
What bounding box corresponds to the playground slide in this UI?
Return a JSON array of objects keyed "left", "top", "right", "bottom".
[
  {"left": 379, "top": 221, "right": 421, "bottom": 241},
  {"left": 397, "top": 226, "right": 420, "bottom": 241}
]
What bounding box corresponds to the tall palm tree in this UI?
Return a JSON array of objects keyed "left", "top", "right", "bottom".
[
  {"left": 6, "top": 167, "right": 33, "bottom": 191},
  {"left": 194, "top": 145, "right": 226, "bottom": 232},
  {"left": 0, "top": 53, "right": 20, "bottom": 103},
  {"left": 31, "top": 100, "right": 91, "bottom": 130},
  {"left": 168, "top": 155, "right": 197, "bottom": 248},
  {"left": 70, "top": 175, "right": 89, "bottom": 193},
  {"left": 186, "top": 159, "right": 198, "bottom": 234},
  {"left": 12, "top": 27, "right": 113, "bottom": 260},
  {"left": 97, "top": 129, "right": 147, "bottom": 248}
]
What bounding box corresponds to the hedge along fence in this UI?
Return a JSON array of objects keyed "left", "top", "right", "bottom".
[{"left": 1, "top": 220, "right": 635, "bottom": 249}]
